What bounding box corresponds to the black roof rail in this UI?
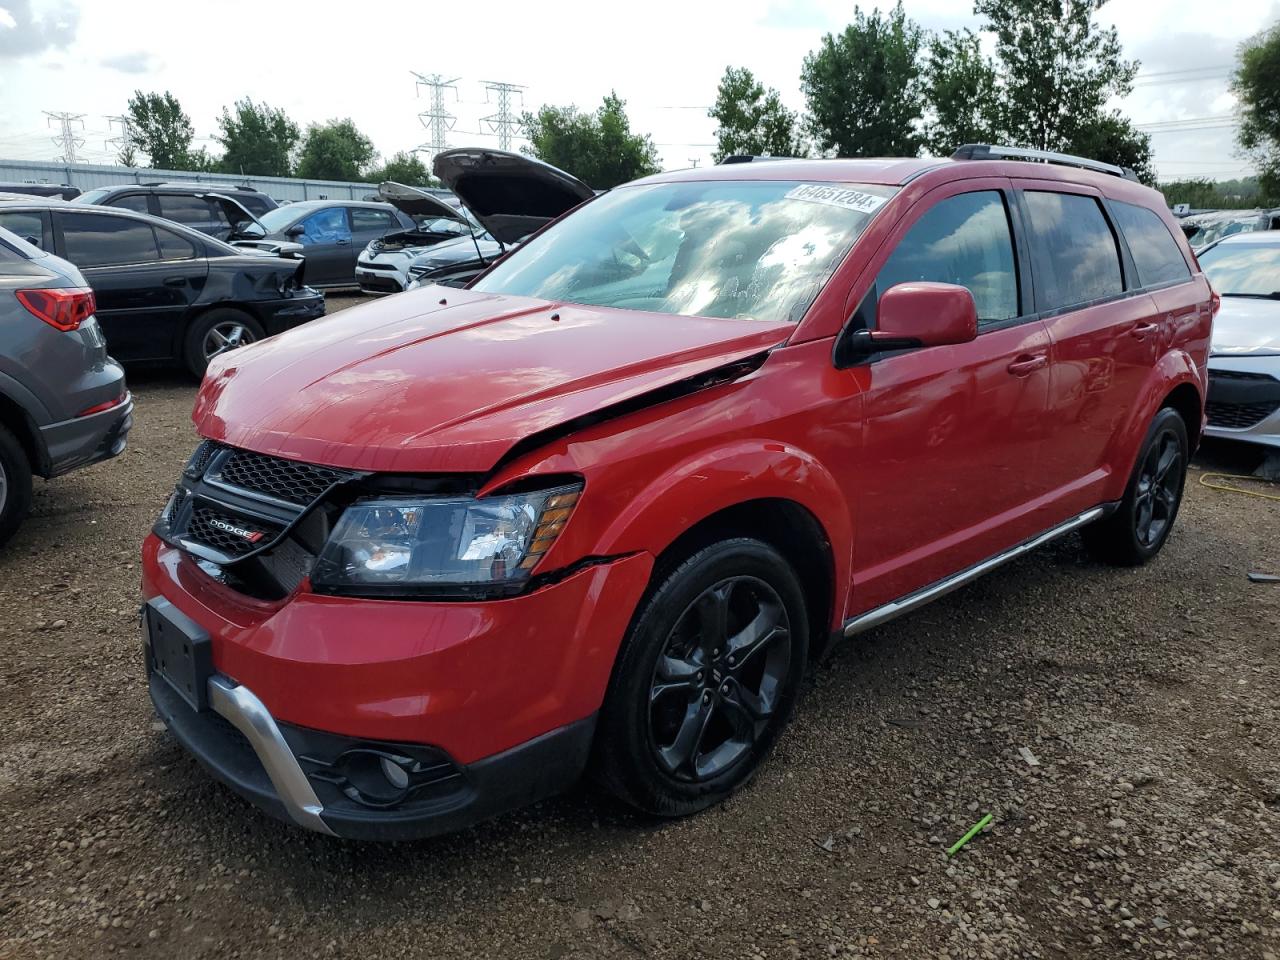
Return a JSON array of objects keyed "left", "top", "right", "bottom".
[
  {"left": 951, "top": 143, "right": 1140, "bottom": 182},
  {"left": 718, "top": 155, "right": 791, "bottom": 164}
]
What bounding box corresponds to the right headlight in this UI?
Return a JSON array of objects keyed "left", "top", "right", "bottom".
[{"left": 310, "top": 483, "right": 581, "bottom": 594}]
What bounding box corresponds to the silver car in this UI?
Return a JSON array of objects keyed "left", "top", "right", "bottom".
[
  {"left": 1199, "top": 231, "right": 1280, "bottom": 448},
  {"left": 0, "top": 224, "right": 132, "bottom": 544}
]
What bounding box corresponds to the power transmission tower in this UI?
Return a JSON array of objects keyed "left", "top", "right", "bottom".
[
  {"left": 688, "top": 157, "right": 700, "bottom": 168},
  {"left": 411, "top": 72, "right": 459, "bottom": 165},
  {"left": 105, "top": 115, "right": 138, "bottom": 166},
  {"left": 45, "top": 111, "right": 86, "bottom": 164},
  {"left": 481, "top": 80, "right": 525, "bottom": 151}
]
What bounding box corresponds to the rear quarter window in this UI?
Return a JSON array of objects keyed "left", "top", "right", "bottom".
[
  {"left": 1110, "top": 201, "right": 1193, "bottom": 287},
  {"left": 1023, "top": 192, "right": 1124, "bottom": 312}
]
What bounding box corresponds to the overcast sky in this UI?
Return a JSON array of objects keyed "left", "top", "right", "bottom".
[{"left": 0, "top": 0, "right": 1275, "bottom": 181}]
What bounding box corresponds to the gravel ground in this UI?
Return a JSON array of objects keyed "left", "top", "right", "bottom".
[{"left": 2, "top": 293, "right": 1279, "bottom": 959}]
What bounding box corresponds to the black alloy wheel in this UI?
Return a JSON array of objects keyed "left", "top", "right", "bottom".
[
  {"left": 593, "top": 538, "right": 809, "bottom": 817},
  {"left": 648, "top": 576, "right": 792, "bottom": 782},
  {"left": 1082, "top": 406, "right": 1189, "bottom": 566}
]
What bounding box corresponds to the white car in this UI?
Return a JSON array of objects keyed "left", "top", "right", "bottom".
[
  {"left": 1198, "top": 231, "right": 1280, "bottom": 448},
  {"left": 355, "top": 183, "right": 475, "bottom": 294}
]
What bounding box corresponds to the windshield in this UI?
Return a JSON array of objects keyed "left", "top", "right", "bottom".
[
  {"left": 1199, "top": 242, "right": 1280, "bottom": 297},
  {"left": 472, "top": 180, "right": 896, "bottom": 323},
  {"left": 257, "top": 206, "right": 305, "bottom": 233},
  {"left": 75, "top": 187, "right": 110, "bottom": 205}
]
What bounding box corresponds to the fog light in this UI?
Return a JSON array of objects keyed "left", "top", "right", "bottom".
[{"left": 380, "top": 756, "right": 409, "bottom": 790}]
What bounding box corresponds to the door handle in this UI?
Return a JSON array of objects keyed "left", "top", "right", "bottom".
[
  {"left": 1007, "top": 354, "right": 1047, "bottom": 377},
  {"left": 336, "top": 239, "right": 350, "bottom": 245},
  {"left": 1130, "top": 321, "right": 1159, "bottom": 339},
  {"left": 162, "top": 276, "right": 187, "bottom": 287}
]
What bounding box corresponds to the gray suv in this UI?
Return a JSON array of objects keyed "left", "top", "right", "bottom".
[{"left": 0, "top": 225, "right": 133, "bottom": 544}]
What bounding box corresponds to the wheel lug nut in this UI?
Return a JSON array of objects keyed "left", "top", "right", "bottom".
[
  {"left": 712, "top": 648, "right": 720, "bottom": 658},
  {"left": 727, "top": 655, "right": 735, "bottom": 666},
  {"left": 702, "top": 691, "right": 711, "bottom": 703},
  {"left": 721, "top": 683, "right": 730, "bottom": 694}
]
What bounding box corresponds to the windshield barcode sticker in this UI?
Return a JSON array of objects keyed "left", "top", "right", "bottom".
[{"left": 785, "top": 184, "right": 888, "bottom": 214}]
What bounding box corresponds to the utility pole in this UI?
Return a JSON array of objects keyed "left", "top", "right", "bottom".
[
  {"left": 411, "top": 72, "right": 459, "bottom": 165},
  {"left": 105, "top": 115, "right": 138, "bottom": 166},
  {"left": 480, "top": 80, "right": 525, "bottom": 151},
  {"left": 688, "top": 157, "right": 701, "bottom": 168},
  {"left": 45, "top": 111, "right": 86, "bottom": 164}
]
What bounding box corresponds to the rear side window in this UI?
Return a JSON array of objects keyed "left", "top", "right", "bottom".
[
  {"left": 110, "top": 194, "right": 151, "bottom": 214},
  {"left": 159, "top": 195, "right": 217, "bottom": 228},
  {"left": 155, "top": 225, "right": 198, "bottom": 261},
  {"left": 0, "top": 210, "right": 46, "bottom": 247},
  {"left": 60, "top": 212, "right": 159, "bottom": 266},
  {"left": 1111, "top": 201, "right": 1192, "bottom": 287},
  {"left": 877, "top": 191, "right": 1019, "bottom": 324},
  {"left": 351, "top": 207, "right": 395, "bottom": 232},
  {"left": 1023, "top": 192, "right": 1123, "bottom": 311}
]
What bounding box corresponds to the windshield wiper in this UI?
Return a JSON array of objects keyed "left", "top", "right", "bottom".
[{"left": 1220, "top": 291, "right": 1280, "bottom": 300}]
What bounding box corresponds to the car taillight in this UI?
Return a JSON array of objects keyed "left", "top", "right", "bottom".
[
  {"left": 15, "top": 287, "right": 97, "bottom": 332},
  {"left": 1210, "top": 290, "right": 1221, "bottom": 317}
]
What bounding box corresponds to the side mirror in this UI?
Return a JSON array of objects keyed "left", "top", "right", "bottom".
[
  {"left": 839, "top": 281, "right": 978, "bottom": 365},
  {"left": 874, "top": 281, "right": 978, "bottom": 348},
  {"left": 285, "top": 224, "right": 306, "bottom": 238}
]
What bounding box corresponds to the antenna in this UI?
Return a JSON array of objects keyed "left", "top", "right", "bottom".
[
  {"left": 480, "top": 80, "right": 526, "bottom": 151},
  {"left": 45, "top": 111, "right": 86, "bottom": 164},
  {"left": 411, "top": 72, "right": 459, "bottom": 166}
]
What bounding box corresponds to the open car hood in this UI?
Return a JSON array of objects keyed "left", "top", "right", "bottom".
[
  {"left": 377, "top": 181, "right": 468, "bottom": 224},
  {"left": 432, "top": 148, "right": 594, "bottom": 245},
  {"left": 193, "top": 286, "right": 792, "bottom": 473}
]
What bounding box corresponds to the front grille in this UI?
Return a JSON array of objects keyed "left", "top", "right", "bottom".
[
  {"left": 1209, "top": 369, "right": 1273, "bottom": 381},
  {"left": 186, "top": 506, "right": 281, "bottom": 559},
  {"left": 1206, "top": 400, "right": 1279, "bottom": 430},
  {"left": 185, "top": 439, "right": 223, "bottom": 478},
  {"left": 359, "top": 262, "right": 400, "bottom": 272},
  {"left": 217, "top": 449, "right": 354, "bottom": 505}
]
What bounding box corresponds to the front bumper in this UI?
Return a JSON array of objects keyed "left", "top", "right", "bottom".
[
  {"left": 39, "top": 393, "right": 134, "bottom": 478},
  {"left": 355, "top": 264, "right": 407, "bottom": 294},
  {"left": 148, "top": 668, "right": 596, "bottom": 840},
  {"left": 141, "top": 536, "right": 654, "bottom": 837},
  {"left": 259, "top": 289, "right": 326, "bottom": 336},
  {"left": 1205, "top": 357, "right": 1280, "bottom": 448}
]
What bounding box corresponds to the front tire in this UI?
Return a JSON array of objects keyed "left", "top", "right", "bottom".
[
  {"left": 183, "top": 308, "right": 264, "bottom": 379},
  {"left": 593, "top": 538, "right": 808, "bottom": 817},
  {"left": 0, "top": 423, "right": 33, "bottom": 548},
  {"left": 1083, "top": 407, "right": 1189, "bottom": 566}
]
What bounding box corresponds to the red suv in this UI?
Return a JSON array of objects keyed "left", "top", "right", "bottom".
[{"left": 143, "top": 146, "right": 1214, "bottom": 839}]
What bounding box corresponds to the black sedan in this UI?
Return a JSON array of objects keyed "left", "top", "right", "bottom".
[
  {"left": 0, "top": 200, "right": 324, "bottom": 377},
  {"left": 231, "top": 200, "right": 416, "bottom": 287}
]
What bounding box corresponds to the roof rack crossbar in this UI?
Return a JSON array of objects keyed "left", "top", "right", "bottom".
[{"left": 951, "top": 143, "right": 1140, "bottom": 182}]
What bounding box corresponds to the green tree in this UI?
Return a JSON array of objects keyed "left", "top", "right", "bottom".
[
  {"left": 1069, "top": 110, "right": 1155, "bottom": 184},
  {"left": 1160, "top": 176, "right": 1265, "bottom": 210},
  {"left": 976, "top": 0, "right": 1137, "bottom": 154},
  {"left": 922, "top": 29, "right": 1002, "bottom": 156},
  {"left": 125, "top": 90, "right": 197, "bottom": 169},
  {"left": 367, "top": 150, "right": 439, "bottom": 187},
  {"left": 800, "top": 2, "right": 926, "bottom": 157},
  {"left": 708, "top": 66, "right": 804, "bottom": 162},
  {"left": 1233, "top": 20, "right": 1280, "bottom": 202},
  {"left": 295, "top": 119, "right": 376, "bottom": 181},
  {"left": 522, "top": 92, "right": 660, "bottom": 188},
  {"left": 214, "top": 98, "right": 300, "bottom": 177}
]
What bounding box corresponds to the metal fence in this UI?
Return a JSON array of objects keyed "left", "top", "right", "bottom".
[{"left": 0, "top": 158, "right": 386, "bottom": 203}]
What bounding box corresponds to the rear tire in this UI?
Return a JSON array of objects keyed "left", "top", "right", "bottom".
[
  {"left": 0, "top": 423, "right": 33, "bottom": 548},
  {"left": 183, "top": 308, "right": 264, "bottom": 379},
  {"left": 1082, "top": 407, "right": 1189, "bottom": 566},
  {"left": 592, "top": 538, "right": 808, "bottom": 817}
]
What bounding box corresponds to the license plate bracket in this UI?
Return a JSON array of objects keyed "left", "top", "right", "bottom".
[{"left": 144, "top": 598, "right": 212, "bottom": 712}]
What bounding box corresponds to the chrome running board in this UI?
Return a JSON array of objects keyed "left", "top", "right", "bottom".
[{"left": 842, "top": 506, "right": 1106, "bottom": 637}]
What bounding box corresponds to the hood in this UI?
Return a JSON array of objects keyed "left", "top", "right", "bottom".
[
  {"left": 1211, "top": 295, "right": 1280, "bottom": 356},
  {"left": 193, "top": 287, "right": 791, "bottom": 473},
  {"left": 432, "top": 148, "right": 594, "bottom": 245},
  {"left": 377, "top": 181, "right": 468, "bottom": 224},
  {"left": 410, "top": 234, "right": 500, "bottom": 266},
  {"left": 230, "top": 239, "right": 304, "bottom": 259}
]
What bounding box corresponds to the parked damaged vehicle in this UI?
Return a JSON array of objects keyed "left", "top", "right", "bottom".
[
  {"left": 73, "top": 183, "right": 278, "bottom": 240},
  {"left": 358, "top": 152, "right": 596, "bottom": 292},
  {"left": 1180, "top": 207, "right": 1280, "bottom": 253},
  {"left": 143, "top": 146, "right": 1212, "bottom": 840},
  {"left": 0, "top": 224, "right": 132, "bottom": 545},
  {"left": 235, "top": 200, "right": 415, "bottom": 288},
  {"left": 355, "top": 182, "right": 477, "bottom": 293},
  {"left": 1198, "top": 231, "right": 1280, "bottom": 448},
  {"left": 0, "top": 200, "right": 323, "bottom": 377}
]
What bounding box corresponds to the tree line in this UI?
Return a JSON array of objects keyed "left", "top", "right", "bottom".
[{"left": 119, "top": 91, "right": 435, "bottom": 186}]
